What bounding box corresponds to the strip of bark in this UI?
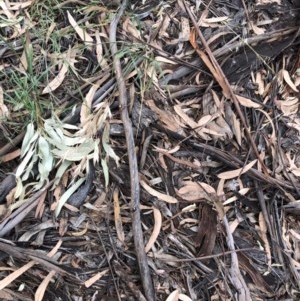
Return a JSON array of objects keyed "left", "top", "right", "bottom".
[{"left": 109, "top": 2, "right": 155, "bottom": 301}]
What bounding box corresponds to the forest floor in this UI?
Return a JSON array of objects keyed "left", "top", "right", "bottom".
[{"left": 0, "top": 0, "right": 300, "bottom": 300}]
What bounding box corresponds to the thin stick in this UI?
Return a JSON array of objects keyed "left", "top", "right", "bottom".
[{"left": 109, "top": 2, "right": 155, "bottom": 301}]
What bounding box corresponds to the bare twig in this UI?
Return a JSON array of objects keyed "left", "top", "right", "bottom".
[
  {"left": 109, "top": 2, "right": 155, "bottom": 301},
  {"left": 222, "top": 214, "right": 252, "bottom": 301}
]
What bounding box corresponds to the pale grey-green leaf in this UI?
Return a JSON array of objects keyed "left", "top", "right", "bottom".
[
  {"left": 21, "top": 122, "right": 35, "bottom": 155},
  {"left": 54, "top": 160, "right": 72, "bottom": 185},
  {"left": 101, "top": 158, "right": 109, "bottom": 187},
  {"left": 55, "top": 177, "right": 86, "bottom": 217}
]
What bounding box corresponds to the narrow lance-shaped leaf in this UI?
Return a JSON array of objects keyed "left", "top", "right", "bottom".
[{"left": 55, "top": 177, "right": 86, "bottom": 217}]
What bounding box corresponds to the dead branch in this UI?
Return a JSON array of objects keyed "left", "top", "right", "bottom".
[{"left": 109, "top": 1, "right": 156, "bottom": 301}]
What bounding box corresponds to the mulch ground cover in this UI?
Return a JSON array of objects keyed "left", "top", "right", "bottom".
[{"left": 0, "top": 0, "right": 300, "bottom": 300}]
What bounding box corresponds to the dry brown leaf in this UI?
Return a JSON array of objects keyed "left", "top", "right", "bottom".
[
  {"left": 178, "top": 294, "right": 193, "bottom": 301},
  {"left": 0, "top": 1, "right": 13, "bottom": 18},
  {"left": 67, "top": 11, "right": 93, "bottom": 46},
  {"left": 0, "top": 261, "right": 36, "bottom": 290},
  {"left": 95, "top": 31, "right": 108, "bottom": 69},
  {"left": 8, "top": 1, "right": 33, "bottom": 10},
  {"left": 80, "top": 81, "right": 100, "bottom": 125},
  {"left": 173, "top": 104, "right": 212, "bottom": 140},
  {"left": 69, "top": 222, "right": 89, "bottom": 236},
  {"left": 46, "top": 22, "right": 56, "bottom": 44},
  {"left": 113, "top": 188, "right": 125, "bottom": 243},
  {"left": 0, "top": 290, "right": 13, "bottom": 300},
  {"left": 250, "top": 22, "right": 266, "bottom": 35},
  {"left": 190, "top": 29, "right": 230, "bottom": 98},
  {"left": 35, "top": 190, "right": 47, "bottom": 218},
  {"left": 254, "top": 71, "right": 265, "bottom": 96},
  {"left": 140, "top": 180, "right": 178, "bottom": 203},
  {"left": 275, "top": 97, "right": 299, "bottom": 116},
  {"left": 218, "top": 159, "right": 257, "bottom": 179},
  {"left": 47, "top": 239, "right": 63, "bottom": 257},
  {"left": 0, "top": 220, "right": 61, "bottom": 292},
  {"left": 235, "top": 94, "right": 261, "bottom": 108},
  {"left": 145, "top": 99, "right": 185, "bottom": 135},
  {"left": 223, "top": 188, "right": 250, "bottom": 205},
  {"left": 42, "top": 63, "right": 68, "bottom": 94},
  {"left": 35, "top": 270, "right": 56, "bottom": 301},
  {"left": 256, "top": 0, "right": 281, "bottom": 4},
  {"left": 282, "top": 69, "right": 299, "bottom": 92},
  {"left": 155, "top": 147, "right": 203, "bottom": 170},
  {"left": 224, "top": 102, "right": 241, "bottom": 145},
  {"left": 42, "top": 49, "right": 74, "bottom": 94},
  {"left": 197, "top": 115, "right": 214, "bottom": 127},
  {"left": 166, "top": 290, "right": 179, "bottom": 301},
  {"left": 0, "top": 149, "right": 21, "bottom": 162},
  {"left": 258, "top": 212, "right": 272, "bottom": 270},
  {"left": 178, "top": 17, "right": 190, "bottom": 42},
  {"left": 204, "top": 16, "right": 229, "bottom": 23},
  {"left": 145, "top": 207, "right": 162, "bottom": 253},
  {"left": 83, "top": 5, "right": 110, "bottom": 13},
  {"left": 158, "top": 14, "right": 171, "bottom": 39},
  {"left": 84, "top": 269, "right": 109, "bottom": 288},
  {"left": 176, "top": 181, "right": 216, "bottom": 201},
  {"left": 155, "top": 56, "right": 177, "bottom": 65},
  {"left": 200, "top": 13, "right": 229, "bottom": 28}
]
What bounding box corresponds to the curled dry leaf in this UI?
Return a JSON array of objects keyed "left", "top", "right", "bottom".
[
  {"left": 217, "top": 159, "right": 257, "bottom": 179},
  {"left": 166, "top": 290, "right": 179, "bottom": 301},
  {"left": 223, "top": 188, "right": 250, "bottom": 205},
  {"left": 67, "top": 11, "right": 93, "bottom": 45},
  {"left": 145, "top": 207, "right": 162, "bottom": 253},
  {"left": 282, "top": 69, "right": 299, "bottom": 92},
  {"left": 140, "top": 180, "right": 178, "bottom": 203},
  {"left": 145, "top": 99, "right": 185, "bottom": 135},
  {"left": 258, "top": 212, "right": 272, "bottom": 270},
  {"left": 235, "top": 94, "right": 261, "bottom": 108},
  {"left": 80, "top": 81, "right": 101, "bottom": 125},
  {"left": 113, "top": 188, "right": 125, "bottom": 243},
  {"left": 84, "top": 269, "right": 108, "bottom": 288},
  {"left": 0, "top": 261, "right": 36, "bottom": 291},
  {"left": 42, "top": 48, "right": 77, "bottom": 94},
  {"left": 35, "top": 270, "right": 56, "bottom": 301},
  {"left": 178, "top": 294, "right": 193, "bottom": 301},
  {"left": 275, "top": 97, "right": 299, "bottom": 116}
]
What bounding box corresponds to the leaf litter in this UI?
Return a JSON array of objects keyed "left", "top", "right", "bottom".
[{"left": 0, "top": 0, "right": 300, "bottom": 300}]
